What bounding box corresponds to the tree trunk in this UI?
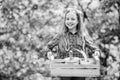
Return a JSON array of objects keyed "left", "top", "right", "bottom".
[
  {"left": 118, "top": 1, "right": 120, "bottom": 27},
  {"left": 118, "top": 6, "right": 120, "bottom": 28}
]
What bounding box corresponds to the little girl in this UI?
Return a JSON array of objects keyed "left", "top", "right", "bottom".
[{"left": 47, "top": 8, "right": 99, "bottom": 80}]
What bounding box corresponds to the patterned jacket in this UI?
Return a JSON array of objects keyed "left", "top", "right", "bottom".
[{"left": 48, "top": 32, "right": 98, "bottom": 59}]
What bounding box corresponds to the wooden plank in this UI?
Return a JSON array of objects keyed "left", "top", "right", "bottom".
[
  {"left": 50, "top": 63, "right": 100, "bottom": 69},
  {"left": 51, "top": 68, "right": 100, "bottom": 77},
  {"left": 52, "top": 58, "right": 96, "bottom": 63},
  {"left": 50, "top": 58, "right": 100, "bottom": 69},
  {"left": 52, "top": 59, "right": 65, "bottom": 62}
]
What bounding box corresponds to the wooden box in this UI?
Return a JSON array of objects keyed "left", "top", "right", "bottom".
[{"left": 50, "top": 59, "right": 100, "bottom": 77}]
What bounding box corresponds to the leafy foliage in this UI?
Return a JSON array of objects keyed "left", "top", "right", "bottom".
[{"left": 0, "top": 0, "right": 120, "bottom": 80}]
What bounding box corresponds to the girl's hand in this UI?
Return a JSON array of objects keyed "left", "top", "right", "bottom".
[
  {"left": 93, "top": 50, "right": 100, "bottom": 61},
  {"left": 47, "top": 51, "right": 54, "bottom": 60},
  {"left": 79, "top": 50, "right": 88, "bottom": 61}
]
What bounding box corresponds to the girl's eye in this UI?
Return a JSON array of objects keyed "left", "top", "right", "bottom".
[
  {"left": 71, "top": 18, "right": 75, "bottom": 20},
  {"left": 66, "top": 18, "right": 69, "bottom": 20}
]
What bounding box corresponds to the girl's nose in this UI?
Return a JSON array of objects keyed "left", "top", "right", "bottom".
[{"left": 68, "top": 20, "right": 72, "bottom": 23}]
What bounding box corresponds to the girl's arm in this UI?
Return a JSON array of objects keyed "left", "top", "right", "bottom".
[
  {"left": 81, "top": 15, "right": 100, "bottom": 60},
  {"left": 45, "top": 34, "right": 61, "bottom": 60},
  {"left": 83, "top": 35, "right": 100, "bottom": 60},
  {"left": 47, "top": 34, "right": 61, "bottom": 51}
]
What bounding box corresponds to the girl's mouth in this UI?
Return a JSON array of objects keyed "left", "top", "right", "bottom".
[{"left": 67, "top": 23, "right": 74, "bottom": 27}]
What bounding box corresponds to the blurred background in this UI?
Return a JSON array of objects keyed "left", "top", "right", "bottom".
[{"left": 0, "top": 0, "right": 120, "bottom": 80}]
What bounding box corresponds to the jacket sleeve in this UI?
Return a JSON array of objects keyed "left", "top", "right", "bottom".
[
  {"left": 83, "top": 35, "right": 100, "bottom": 58},
  {"left": 47, "top": 34, "right": 61, "bottom": 50}
]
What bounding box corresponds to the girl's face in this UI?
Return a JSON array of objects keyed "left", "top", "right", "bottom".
[{"left": 65, "top": 12, "right": 78, "bottom": 30}]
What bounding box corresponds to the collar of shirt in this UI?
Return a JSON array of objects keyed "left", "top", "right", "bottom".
[{"left": 68, "top": 31, "right": 78, "bottom": 35}]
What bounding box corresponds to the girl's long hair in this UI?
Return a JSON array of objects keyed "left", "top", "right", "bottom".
[
  {"left": 59, "top": 8, "right": 95, "bottom": 52},
  {"left": 58, "top": 8, "right": 85, "bottom": 51}
]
